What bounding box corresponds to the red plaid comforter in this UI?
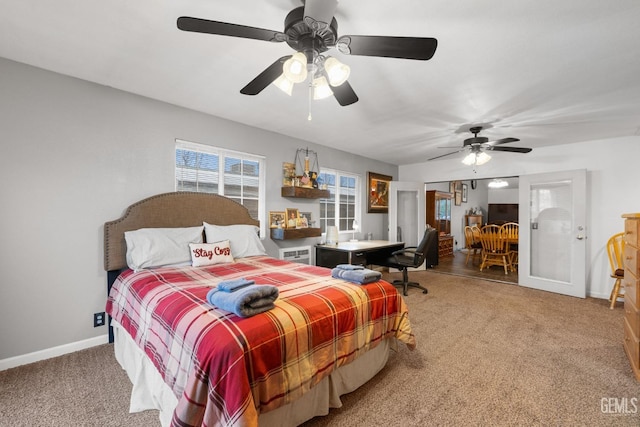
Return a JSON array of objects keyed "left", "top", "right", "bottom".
[{"left": 106, "top": 256, "right": 415, "bottom": 427}]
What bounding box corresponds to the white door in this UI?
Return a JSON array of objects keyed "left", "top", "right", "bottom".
[
  {"left": 518, "top": 169, "right": 587, "bottom": 297},
  {"left": 389, "top": 181, "right": 426, "bottom": 247}
]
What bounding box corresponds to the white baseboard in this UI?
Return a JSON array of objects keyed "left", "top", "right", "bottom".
[{"left": 0, "top": 334, "right": 109, "bottom": 371}]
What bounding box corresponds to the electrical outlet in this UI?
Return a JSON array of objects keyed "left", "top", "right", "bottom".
[{"left": 94, "top": 312, "right": 105, "bottom": 327}]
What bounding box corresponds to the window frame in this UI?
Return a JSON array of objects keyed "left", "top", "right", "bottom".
[
  {"left": 175, "top": 139, "right": 266, "bottom": 237},
  {"left": 318, "top": 168, "right": 361, "bottom": 235}
]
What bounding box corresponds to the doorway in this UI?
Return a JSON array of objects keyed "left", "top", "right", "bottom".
[{"left": 425, "top": 177, "right": 519, "bottom": 284}]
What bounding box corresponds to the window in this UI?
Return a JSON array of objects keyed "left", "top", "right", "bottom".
[
  {"left": 175, "top": 140, "right": 265, "bottom": 235},
  {"left": 319, "top": 168, "right": 360, "bottom": 233}
]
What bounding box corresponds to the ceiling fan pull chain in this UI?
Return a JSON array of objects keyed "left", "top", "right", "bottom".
[{"left": 308, "top": 83, "right": 313, "bottom": 121}]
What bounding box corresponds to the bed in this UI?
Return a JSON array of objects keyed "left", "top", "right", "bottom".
[{"left": 104, "top": 192, "right": 415, "bottom": 427}]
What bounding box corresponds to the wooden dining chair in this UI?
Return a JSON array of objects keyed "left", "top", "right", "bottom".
[
  {"left": 606, "top": 232, "right": 625, "bottom": 309},
  {"left": 479, "top": 224, "right": 512, "bottom": 274},
  {"left": 500, "top": 222, "right": 519, "bottom": 271},
  {"left": 464, "top": 226, "right": 482, "bottom": 265}
]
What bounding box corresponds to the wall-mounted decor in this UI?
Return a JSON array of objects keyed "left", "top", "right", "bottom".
[
  {"left": 269, "top": 211, "right": 285, "bottom": 228},
  {"left": 449, "top": 180, "right": 461, "bottom": 194},
  {"left": 368, "top": 172, "right": 392, "bottom": 213},
  {"left": 285, "top": 208, "right": 300, "bottom": 229},
  {"left": 455, "top": 191, "right": 462, "bottom": 206},
  {"left": 462, "top": 184, "right": 468, "bottom": 203}
]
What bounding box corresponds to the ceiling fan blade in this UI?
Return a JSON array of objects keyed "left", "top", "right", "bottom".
[
  {"left": 484, "top": 137, "right": 520, "bottom": 147},
  {"left": 303, "top": 0, "right": 338, "bottom": 31},
  {"left": 428, "top": 149, "right": 465, "bottom": 161},
  {"left": 240, "top": 56, "right": 291, "bottom": 95},
  {"left": 177, "top": 17, "right": 286, "bottom": 43},
  {"left": 488, "top": 146, "right": 533, "bottom": 154},
  {"left": 336, "top": 35, "right": 437, "bottom": 60},
  {"left": 331, "top": 81, "right": 359, "bottom": 106}
]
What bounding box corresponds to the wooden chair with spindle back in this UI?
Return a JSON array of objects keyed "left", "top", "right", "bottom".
[{"left": 606, "top": 232, "right": 625, "bottom": 309}]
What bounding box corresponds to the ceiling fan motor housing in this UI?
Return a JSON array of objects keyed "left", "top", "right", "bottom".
[{"left": 284, "top": 7, "right": 338, "bottom": 63}]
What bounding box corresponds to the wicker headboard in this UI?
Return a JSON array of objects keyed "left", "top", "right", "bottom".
[{"left": 104, "top": 192, "right": 260, "bottom": 271}]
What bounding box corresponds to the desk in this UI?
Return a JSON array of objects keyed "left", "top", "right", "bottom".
[{"left": 315, "top": 240, "right": 404, "bottom": 269}]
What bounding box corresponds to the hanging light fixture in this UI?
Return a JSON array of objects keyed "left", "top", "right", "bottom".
[
  {"left": 324, "top": 56, "right": 350, "bottom": 86},
  {"left": 273, "top": 75, "right": 294, "bottom": 96},
  {"left": 462, "top": 150, "right": 491, "bottom": 166},
  {"left": 312, "top": 75, "right": 333, "bottom": 100},
  {"left": 282, "top": 52, "right": 308, "bottom": 83},
  {"left": 488, "top": 179, "right": 509, "bottom": 189}
]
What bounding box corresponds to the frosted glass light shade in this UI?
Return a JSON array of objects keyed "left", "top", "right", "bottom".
[
  {"left": 313, "top": 76, "right": 333, "bottom": 100},
  {"left": 324, "top": 57, "right": 350, "bottom": 86},
  {"left": 273, "top": 74, "right": 294, "bottom": 95},
  {"left": 476, "top": 151, "right": 491, "bottom": 165},
  {"left": 462, "top": 152, "right": 476, "bottom": 165},
  {"left": 283, "top": 52, "right": 308, "bottom": 83}
]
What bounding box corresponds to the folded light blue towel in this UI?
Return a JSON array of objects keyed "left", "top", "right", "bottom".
[
  {"left": 206, "top": 285, "right": 279, "bottom": 317},
  {"left": 331, "top": 267, "right": 381, "bottom": 284},
  {"left": 335, "top": 264, "right": 365, "bottom": 270},
  {"left": 217, "top": 278, "right": 255, "bottom": 292}
]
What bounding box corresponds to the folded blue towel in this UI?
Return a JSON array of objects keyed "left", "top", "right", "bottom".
[
  {"left": 335, "top": 264, "right": 365, "bottom": 270},
  {"left": 217, "top": 278, "right": 255, "bottom": 292},
  {"left": 331, "top": 267, "right": 382, "bottom": 284},
  {"left": 206, "top": 285, "right": 279, "bottom": 317}
]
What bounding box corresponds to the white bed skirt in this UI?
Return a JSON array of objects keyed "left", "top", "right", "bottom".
[{"left": 112, "top": 320, "right": 391, "bottom": 426}]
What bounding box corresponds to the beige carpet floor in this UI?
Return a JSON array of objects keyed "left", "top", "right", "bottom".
[{"left": 2, "top": 271, "right": 639, "bottom": 426}]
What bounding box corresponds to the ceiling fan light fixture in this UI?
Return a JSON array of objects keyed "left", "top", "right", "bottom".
[
  {"left": 312, "top": 76, "right": 333, "bottom": 100},
  {"left": 488, "top": 179, "right": 509, "bottom": 189},
  {"left": 462, "top": 152, "right": 477, "bottom": 166},
  {"left": 283, "top": 52, "right": 308, "bottom": 83},
  {"left": 476, "top": 151, "right": 491, "bottom": 165},
  {"left": 324, "top": 57, "right": 350, "bottom": 86},
  {"left": 273, "top": 74, "right": 294, "bottom": 95}
]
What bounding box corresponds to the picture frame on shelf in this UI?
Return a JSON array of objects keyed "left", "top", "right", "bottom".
[
  {"left": 285, "top": 208, "right": 300, "bottom": 229},
  {"left": 368, "top": 172, "right": 392, "bottom": 213},
  {"left": 269, "top": 211, "right": 285, "bottom": 228},
  {"left": 462, "top": 184, "right": 468, "bottom": 203},
  {"left": 299, "top": 212, "right": 312, "bottom": 227},
  {"left": 296, "top": 216, "right": 309, "bottom": 228}
]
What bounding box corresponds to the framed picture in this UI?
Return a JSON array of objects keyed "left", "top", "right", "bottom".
[
  {"left": 462, "top": 184, "right": 468, "bottom": 203},
  {"left": 285, "top": 208, "right": 299, "bottom": 229},
  {"left": 296, "top": 216, "right": 309, "bottom": 228},
  {"left": 449, "top": 180, "right": 462, "bottom": 194},
  {"left": 455, "top": 191, "right": 462, "bottom": 206},
  {"left": 299, "top": 212, "right": 312, "bottom": 227},
  {"left": 368, "top": 172, "right": 392, "bottom": 213},
  {"left": 269, "top": 211, "right": 285, "bottom": 228}
]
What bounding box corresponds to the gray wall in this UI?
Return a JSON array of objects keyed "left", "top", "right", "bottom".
[{"left": 0, "top": 57, "right": 396, "bottom": 361}]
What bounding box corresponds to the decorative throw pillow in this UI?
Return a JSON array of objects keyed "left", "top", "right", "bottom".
[
  {"left": 189, "top": 241, "right": 235, "bottom": 267},
  {"left": 203, "top": 222, "right": 267, "bottom": 258},
  {"left": 124, "top": 226, "right": 204, "bottom": 271}
]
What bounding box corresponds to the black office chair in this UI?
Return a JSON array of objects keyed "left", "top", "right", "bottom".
[{"left": 382, "top": 227, "right": 438, "bottom": 296}]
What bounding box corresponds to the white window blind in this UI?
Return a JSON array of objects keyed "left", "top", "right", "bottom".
[{"left": 175, "top": 139, "right": 266, "bottom": 236}]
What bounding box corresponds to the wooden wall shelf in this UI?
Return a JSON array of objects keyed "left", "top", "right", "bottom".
[
  {"left": 281, "top": 186, "right": 330, "bottom": 199},
  {"left": 271, "top": 227, "right": 322, "bottom": 240}
]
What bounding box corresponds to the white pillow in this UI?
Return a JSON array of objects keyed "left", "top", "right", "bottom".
[
  {"left": 125, "top": 226, "right": 204, "bottom": 271},
  {"left": 203, "top": 222, "right": 266, "bottom": 258},
  {"left": 189, "top": 241, "right": 234, "bottom": 267}
]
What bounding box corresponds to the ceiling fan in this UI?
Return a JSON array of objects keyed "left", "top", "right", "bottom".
[
  {"left": 428, "top": 126, "right": 532, "bottom": 165},
  {"left": 177, "top": 0, "right": 438, "bottom": 106}
]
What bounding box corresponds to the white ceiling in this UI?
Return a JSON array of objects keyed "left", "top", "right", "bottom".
[{"left": 1, "top": 0, "right": 639, "bottom": 165}]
